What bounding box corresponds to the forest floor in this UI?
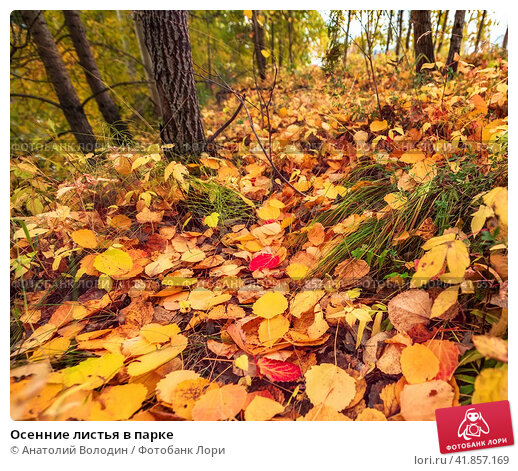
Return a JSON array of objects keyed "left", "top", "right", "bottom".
[{"left": 10, "top": 53, "right": 508, "bottom": 421}]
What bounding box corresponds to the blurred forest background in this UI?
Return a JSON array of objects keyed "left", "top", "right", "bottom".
[{"left": 10, "top": 10, "right": 507, "bottom": 155}]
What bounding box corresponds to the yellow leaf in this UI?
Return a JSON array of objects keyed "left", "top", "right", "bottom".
[
  {"left": 472, "top": 336, "right": 508, "bottom": 362},
  {"left": 234, "top": 354, "right": 249, "bottom": 371},
  {"left": 127, "top": 335, "right": 188, "bottom": 376},
  {"left": 483, "top": 187, "right": 508, "bottom": 226},
  {"left": 257, "top": 204, "right": 280, "bottom": 220},
  {"left": 258, "top": 315, "right": 290, "bottom": 347},
  {"left": 400, "top": 150, "right": 426, "bottom": 164},
  {"left": 420, "top": 62, "right": 436, "bottom": 70},
  {"left": 261, "top": 49, "right": 270, "bottom": 58},
  {"left": 32, "top": 336, "right": 70, "bottom": 359},
  {"left": 400, "top": 344, "right": 440, "bottom": 384},
  {"left": 422, "top": 233, "right": 456, "bottom": 250},
  {"left": 286, "top": 263, "right": 309, "bottom": 280},
  {"left": 410, "top": 158, "right": 437, "bottom": 183},
  {"left": 89, "top": 384, "right": 147, "bottom": 420},
  {"left": 170, "top": 378, "right": 216, "bottom": 419},
  {"left": 304, "top": 363, "right": 356, "bottom": 411},
  {"left": 411, "top": 244, "right": 448, "bottom": 288},
  {"left": 471, "top": 205, "right": 494, "bottom": 235},
  {"left": 356, "top": 408, "right": 387, "bottom": 420},
  {"left": 71, "top": 229, "right": 98, "bottom": 249},
  {"left": 181, "top": 248, "right": 206, "bottom": 263},
  {"left": 472, "top": 366, "right": 508, "bottom": 404},
  {"left": 140, "top": 323, "right": 181, "bottom": 344},
  {"left": 244, "top": 396, "right": 284, "bottom": 421},
  {"left": 63, "top": 353, "right": 125, "bottom": 390},
  {"left": 203, "top": 212, "right": 220, "bottom": 227},
  {"left": 384, "top": 192, "right": 407, "bottom": 210},
  {"left": 244, "top": 10, "right": 252, "bottom": 19},
  {"left": 431, "top": 286, "right": 459, "bottom": 318},
  {"left": 446, "top": 240, "right": 470, "bottom": 278},
  {"left": 370, "top": 120, "right": 388, "bottom": 132},
  {"left": 93, "top": 248, "right": 133, "bottom": 277},
  {"left": 156, "top": 370, "right": 201, "bottom": 404},
  {"left": 252, "top": 292, "right": 288, "bottom": 319}
]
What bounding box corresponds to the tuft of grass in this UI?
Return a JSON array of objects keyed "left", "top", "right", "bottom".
[{"left": 184, "top": 178, "right": 255, "bottom": 229}]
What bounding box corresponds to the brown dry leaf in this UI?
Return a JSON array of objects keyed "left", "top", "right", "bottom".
[
  {"left": 334, "top": 258, "right": 370, "bottom": 286},
  {"left": 376, "top": 344, "right": 403, "bottom": 375},
  {"left": 387, "top": 290, "right": 432, "bottom": 332},
  {"left": 400, "top": 380, "right": 454, "bottom": 420},
  {"left": 307, "top": 223, "right": 325, "bottom": 246},
  {"left": 191, "top": 384, "right": 247, "bottom": 421},
  {"left": 136, "top": 206, "right": 163, "bottom": 224},
  {"left": 206, "top": 340, "right": 239, "bottom": 358},
  {"left": 290, "top": 290, "right": 325, "bottom": 318},
  {"left": 379, "top": 382, "right": 399, "bottom": 417}
]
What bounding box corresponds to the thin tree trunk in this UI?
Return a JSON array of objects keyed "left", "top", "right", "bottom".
[
  {"left": 433, "top": 11, "right": 443, "bottom": 50},
  {"left": 135, "top": 10, "right": 205, "bottom": 156},
  {"left": 445, "top": 10, "right": 466, "bottom": 74},
  {"left": 115, "top": 10, "right": 136, "bottom": 78},
  {"left": 502, "top": 27, "right": 508, "bottom": 49},
  {"left": 395, "top": 10, "right": 403, "bottom": 57},
  {"left": 385, "top": 11, "right": 393, "bottom": 54},
  {"left": 21, "top": 10, "right": 96, "bottom": 152},
  {"left": 411, "top": 10, "right": 435, "bottom": 72},
  {"left": 343, "top": 10, "right": 352, "bottom": 66},
  {"left": 64, "top": 10, "right": 132, "bottom": 145},
  {"left": 287, "top": 12, "right": 294, "bottom": 66},
  {"left": 436, "top": 10, "right": 449, "bottom": 53},
  {"left": 270, "top": 14, "right": 275, "bottom": 65},
  {"left": 405, "top": 12, "right": 412, "bottom": 50},
  {"left": 252, "top": 10, "right": 266, "bottom": 80},
  {"left": 133, "top": 15, "right": 161, "bottom": 119},
  {"left": 474, "top": 10, "right": 487, "bottom": 53}
]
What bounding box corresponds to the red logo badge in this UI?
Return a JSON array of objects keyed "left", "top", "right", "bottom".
[{"left": 436, "top": 401, "right": 514, "bottom": 454}]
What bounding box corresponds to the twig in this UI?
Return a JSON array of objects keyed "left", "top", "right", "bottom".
[{"left": 206, "top": 102, "right": 243, "bottom": 145}]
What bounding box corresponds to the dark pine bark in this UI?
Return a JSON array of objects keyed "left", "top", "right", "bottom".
[
  {"left": 252, "top": 10, "right": 266, "bottom": 80},
  {"left": 64, "top": 10, "right": 132, "bottom": 145},
  {"left": 405, "top": 12, "right": 412, "bottom": 50},
  {"left": 136, "top": 10, "right": 205, "bottom": 156},
  {"left": 411, "top": 10, "right": 435, "bottom": 72},
  {"left": 21, "top": 10, "right": 96, "bottom": 152},
  {"left": 445, "top": 10, "right": 466, "bottom": 74}
]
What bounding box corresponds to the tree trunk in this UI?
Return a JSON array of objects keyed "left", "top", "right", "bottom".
[
  {"left": 474, "top": 10, "right": 487, "bottom": 53},
  {"left": 433, "top": 11, "right": 443, "bottom": 51},
  {"left": 502, "top": 27, "right": 508, "bottom": 49},
  {"left": 411, "top": 10, "right": 435, "bottom": 72},
  {"left": 21, "top": 10, "right": 96, "bottom": 152},
  {"left": 133, "top": 16, "right": 161, "bottom": 119},
  {"left": 405, "top": 12, "right": 412, "bottom": 50},
  {"left": 343, "top": 10, "right": 352, "bottom": 66},
  {"left": 445, "top": 10, "right": 466, "bottom": 74},
  {"left": 395, "top": 10, "right": 403, "bottom": 57},
  {"left": 252, "top": 11, "right": 266, "bottom": 80},
  {"left": 64, "top": 10, "right": 132, "bottom": 145},
  {"left": 385, "top": 10, "right": 393, "bottom": 54},
  {"left": 287, "top": 12, "right": 294, "bottom": 66},
  {"left": 136, "top": 10, "right": 205, "bottom": 156},
  {"left": 436, "top": 10, "right": 449, "bottom": 53}
]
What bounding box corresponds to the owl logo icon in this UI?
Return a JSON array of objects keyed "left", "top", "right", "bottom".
[{"left": 457, "top": 408, "right": 490, "bottom": 440}]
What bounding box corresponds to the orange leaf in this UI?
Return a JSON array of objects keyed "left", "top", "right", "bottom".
[
  {"left": 191, "top": 384, "right": 247, "bottom": 421},
  {"left": 256, "top": 357, "right": 301, "bottom": 382},
  {"left": 425, "top": 339, "right": 460, "bottom": 380}
]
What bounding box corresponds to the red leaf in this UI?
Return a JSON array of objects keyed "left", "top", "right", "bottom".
[
  {"left": 256, "top": 357, "right": 301, "bottom": 382},
  {"left": 425, "top": 339, "right": 460, "bottom": 381},
  {"left": 249, "top": 253, "right": 280, "bottom": 271}
]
